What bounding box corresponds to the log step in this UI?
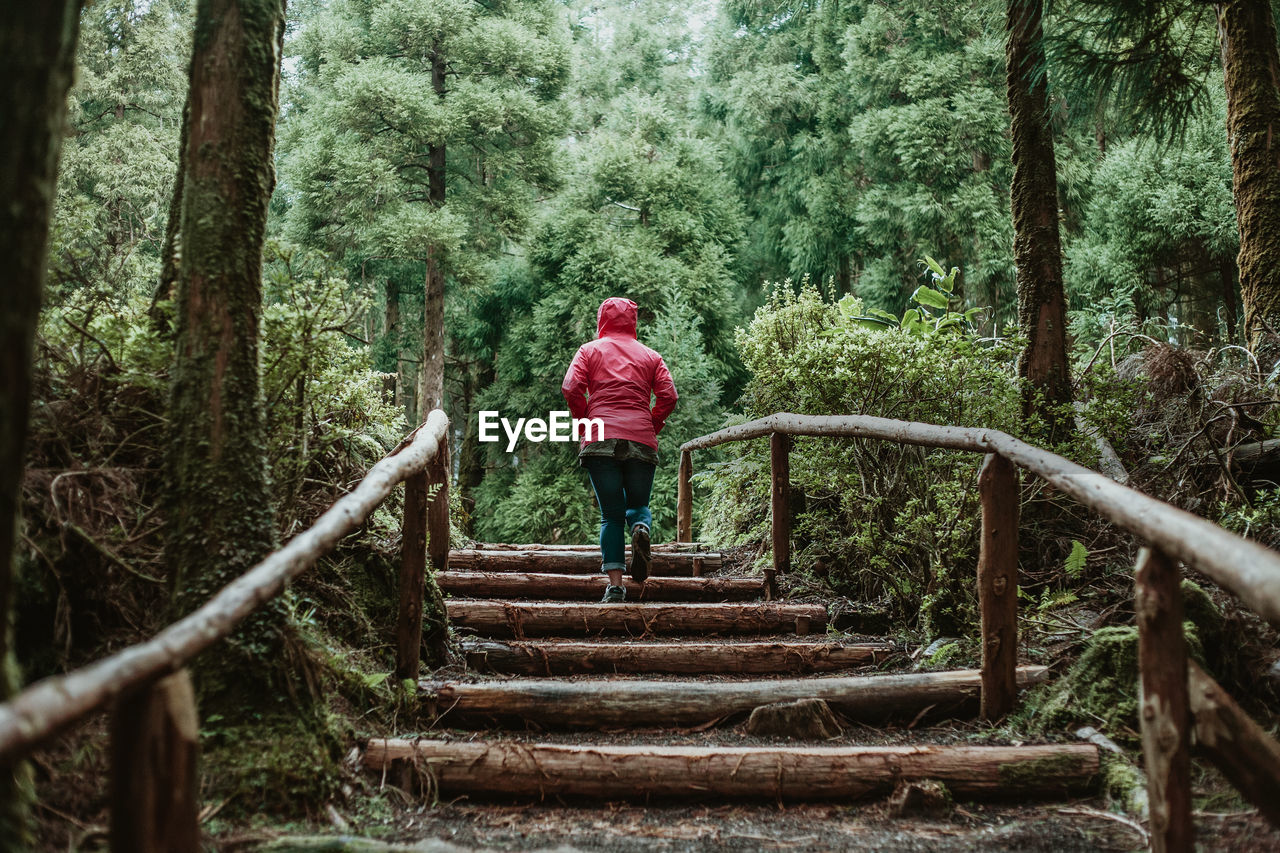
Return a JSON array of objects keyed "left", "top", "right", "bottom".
[
  {"left": 447, "top": 600, "right": 826, "bottom": 638},
  {"left": 462, "top": 639, "right": 896, "bottom": 675},
  {"left": 439, "top": 572, "right": 764, "bottom": 602},
  {"left": 469, "top": 542, "right": 714, "bottom": 553},
  {"left": 447, "top": 549, "right": 721, "bottom": 576},
  {"left": 420, "top": 666, "right": 1049, "bottom": 728},
  {"left": 362, "top": 738, "right": 1099, "bottom": 801}
]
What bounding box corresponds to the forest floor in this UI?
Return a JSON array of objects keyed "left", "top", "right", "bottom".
[{"left": 211, "top": 797, "right": 1280, "bottom": 852}]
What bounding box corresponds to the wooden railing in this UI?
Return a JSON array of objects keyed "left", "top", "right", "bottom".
[
  {"left": 0, "top": 410, "right": 451, "bottom": 849},
  {"left": 677, "top": 412, "right": 1280, "bottom": 853}
]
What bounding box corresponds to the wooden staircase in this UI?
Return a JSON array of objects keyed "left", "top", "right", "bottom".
[{"left": 361, "top": 542, "right": 1099, "bottom": 803}]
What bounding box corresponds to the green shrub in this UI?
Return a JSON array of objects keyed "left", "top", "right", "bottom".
[{"left": 701, "top": 282, "right": 1020, "bottom": 632}]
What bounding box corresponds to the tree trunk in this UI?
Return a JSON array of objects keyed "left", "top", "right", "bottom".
[
  {"left": 447, "top": 600, "right": 827, "bottom": 638},
  {"left": 1216, "top": 0, "right": 1280, "bottom": 364},
  {"left": 163, "top": 0, "right": 288, "bottom": 700},
  {"left": 1005, "top": 0, "right": 1072, "bottom": 439},
  {"left": 418, "top": 667, "right": 1050, "bottom": 729},
  {"left": 364, "top": 739, "right": 1098, "bottom": 801},
  {"left": 150, "top": 95, "right": 190, "bottom": 333},
  {"left": 384, "top": 275, "right": 402, "bottom": 409},
  {"left": 1220, "top": 254, "right": 1239, "bottom": 343},
  {"left": 0, "top": 2, "right": 81, "bottom": 842},
  {"left": 462, "top": 638, "right": 895, "bottom": 676},
  {"left": 456, "top": 363, "right": 493, "bottom": 529},
  {"left": 419, "top": 43, "right": 447, "bottom": 417}
]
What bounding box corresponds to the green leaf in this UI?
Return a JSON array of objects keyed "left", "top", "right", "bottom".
[
  {"left": 964, "top": 307, "right": 986, "bottom": 321},
  {"left": 1064, "top": 540, "right": 1088, "bottom": 578},
  {"left": 867, "top": 308, "right": 900, "bottom": 323},
  {"left": 362, "top": 671, "right": 390, "bottom": 689},
  {"left": 921, "top": 254, "right": 946, "bottom": 279},
  {"left": 912, "top": 285, "right": 950, "bottom": 310},
  {"left": 852, "top": 316, "right": 895, "bottom": 330},
  {"left": 901, "top": 308, "right": 922, "bottom": 326}
]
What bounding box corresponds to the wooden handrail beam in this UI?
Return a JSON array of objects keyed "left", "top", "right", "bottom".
[
  {"left": 0, "top": 410, "right": 450, "bottom": 762},
  {"left": 680, "top": 413, "right": 1280, "bottom": 628}
]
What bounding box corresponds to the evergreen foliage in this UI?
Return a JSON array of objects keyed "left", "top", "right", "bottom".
[{"left": 17, "top": 0, "right": 1280, "bottom": 832}]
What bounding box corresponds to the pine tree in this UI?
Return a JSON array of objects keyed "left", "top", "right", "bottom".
[
  {"left": 281, "top": 0, "right": 570, "bottom": 419},
  {"left": 1005, "top": 0, "right": 1073, "bottom": 438}
]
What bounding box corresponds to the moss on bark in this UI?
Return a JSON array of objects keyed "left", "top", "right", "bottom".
[
  {"left": 0, "top": 2, "right": 81, "bottom": 847},
  {"left": 163, "top": 0, "right": 290, "bottom": 709},
  {"left": 1217, "top": 0, "right": 1280, "bottom": 365},
  {"left": 1005, "top": 0, "right": 1073, "bottom": 440}
]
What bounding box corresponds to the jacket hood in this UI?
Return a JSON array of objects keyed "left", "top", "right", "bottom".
[{"left": 597, "top": 297, "right": 638, "bottom": 339}]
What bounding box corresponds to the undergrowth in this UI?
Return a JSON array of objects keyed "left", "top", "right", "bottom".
[{"left": 18, "top": 246, "right": 461, "bottom": 845}]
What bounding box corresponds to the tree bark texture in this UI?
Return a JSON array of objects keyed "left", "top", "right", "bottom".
[
  {"left": 363, "top": 739, "right": 1099, "bottom": 801},
  {"left": 418, "top": 43, "right": 447, "bottom": 415},
  {"left": 384, "top": 276, "right": 403, "bottom": 409},
  {"left": 446, "top": 549, "right": 719, "bottom": 575},
  {"left": 462, "top": 639, "right": 896, "bottom": 676},
  {"left": 0, "top": 1, "right": 81, "bottom": 845},
  {"left": 1188, "top": 660, "right": 1280, "bottom": 827},
  {"left": 447, "top": 600, "right": 827, "bottom": 638},
  {"left": 1005, "top": 0, "right": 1072, "bottom": 437},
  {"left": 420, "top": 667, "right": 1049, "bottom": 729},
  {"left": 109, "top": 671, "right": 200, "bottom": 853},
  {"left": 438, "top": 572, "right": 764, "bottom": 602},
  {"left": 1135, "top": 548, "right": 1194, "bottom": 853},
  {"left": 1216, "top": 0, "right": 1280, "bottom": 364},
  {"left": 978, "top": 454, "right": 1019, "bottom": 721},
  {"left": 163, "top": 0, "right": 287, "bottom": 699}
]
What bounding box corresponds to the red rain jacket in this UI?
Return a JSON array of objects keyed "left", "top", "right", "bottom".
[{"left": 561, "top": 297, "right": 678, "bottom": 450}]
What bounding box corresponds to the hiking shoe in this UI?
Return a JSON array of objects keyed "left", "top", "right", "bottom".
[
  {"left": 629, "top": 522, "right": 651, "bottom": 583},
  {"left": 601, "top": 584, "right": 627, "bottom": 603}
]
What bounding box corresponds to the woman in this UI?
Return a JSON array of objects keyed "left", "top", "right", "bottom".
[{"left": 562, "top": 297, "right": 678, "bottom": 602}]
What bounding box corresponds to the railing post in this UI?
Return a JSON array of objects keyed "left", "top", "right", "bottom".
[
  {"left": 398, "top": 431, "right": 450, "bottom": 682},
  {"left": 110, "top": 669, "right": 200, "bottom": 853},
  {"left": 770, "top": 432, "right": 791, "bottom": 588},
  {"left": 427, "top": 438, "right": 451, "bottom": 577},
  {"left": 1136, "top": 546, "right": 1194, "bottom": 853},
  {"left": 397, "top": 468, "right": 429, "bottom": 681},
  {"left": 677, "top": 449, "right": 693, "bottom": 544},
  {"left": 977, "top": 453, "right": 1019, "bottom": 721}
]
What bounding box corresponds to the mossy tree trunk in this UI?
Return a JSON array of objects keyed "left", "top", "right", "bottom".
[
  {"left": 163, "top": 0, "right": 288, "bottom": 701},
  {"left": 419, "top": 42, "right": 447, "bottom": 418},
  {"left": 457, "top": 362, "right": 494, "bottom": 531},
  {"left": 0, "top": 2, "right": 82, "bottom": 846},
  {"left": 1005, "top": 0, "right": 1073, "bottom": 441},
  {"left": 149, "top": 94, "right": 190, "bottom": 333},
  {"left": 1216, "top": 0, "right": 1280, "bottom": 365}
]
